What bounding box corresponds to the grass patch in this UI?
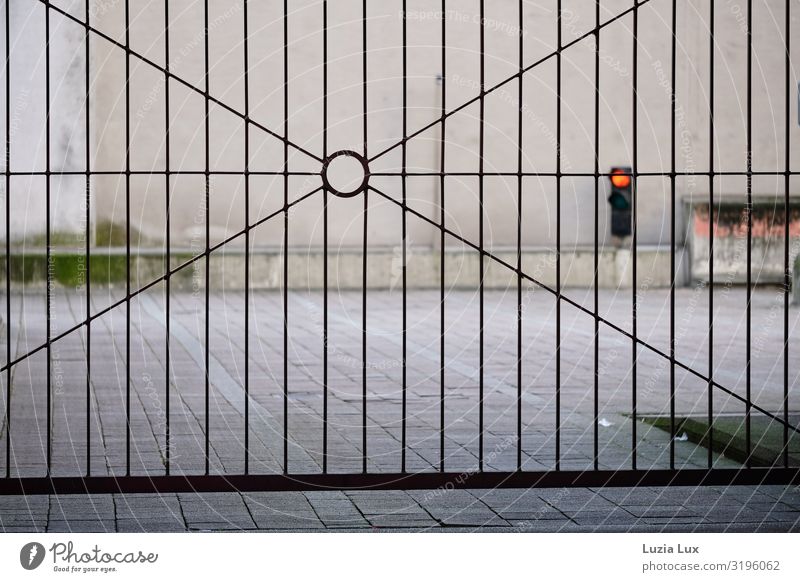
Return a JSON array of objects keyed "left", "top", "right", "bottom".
[
  {"left": 0, "top": 253, "right": 130, "bottom": 285},
  {"left": 24, "top": 231, "right": 86, "bottom": 247},
  {"left": 23, "top": 220, "right": 147, "bottom": 248},
  {"left": 639, "top": 414, "right": 800, "bottom": 467},
  {"left": 94, "top": 220, "right": 145, "bottom": 247}
]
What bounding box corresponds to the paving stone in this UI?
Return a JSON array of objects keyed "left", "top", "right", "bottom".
[
  {"left": 303, "top": 491, "right": 351, "bottom": 502},
  {"left": 1, "top": 526, "right": 47, "bottom": 532},
  {"left": 509, "top": 520, "right": 574, "bottom": 532},
  {"left": 623, "top": 505, "right": 703, "bottom": 518},
  {"left": 50, "top": 507, "right": 116, "bottom": 521},
  {"left": 348, "top": 494, "right": 424, "bottom": 516},
  {"left": 1, "top": 518, "right": 48, "bottom": 530},
  {"left": 185, "top": 515, "right": 256, "bottom": 529},
  {"left": 498, "top": 510, "right": 571, "bottom": 521},
  {"left": 243, "top": 492, "right": 313, "bottom": 512},
  {"left": 47, "top": 520, "right": 115, "bottom": 533},
  {"left": 508, "top": 516, "right": 574, "bottom": 533},
  {"left": 367, "top": 514, "right": 440, "bottom": 528},
  {"left": 114, "top": 508, "right": 183, "bottom": 521},
  {"left": 115, "top": 519, "right": 186, "bottom": 532},
  {"left": 0, "top": 289, "right": 796, "bottom": 532},
  {"left": 547, "top": 497, "right": 619, "bottom": 512},
  {"left": 747, "top": 522, "right": 799, "bottom": 533},
  {"left": 758, "top": 511, "right": 800, "bottom": 524},
  {"left": 187, "top": 522, "right": 256, "bottom": 531},
  {"left": 738, "top": 501, "right": 798, "bottom": 513},
  {"left": 701, "top": 508, "right": 783, "bottom": 524},
  {"left": 437, "top": 513, "right": 509, "bottom": 527},
  {"left": 475, "top": 494, "right": 552, "bottom": 513},
  {"left": 568, "top": 509, "right": 642, "bottom": 526},
  {"left": 248, "top": 511, "right": 325, "bottom": 529},
  {"left": 322, "top": 517, "right": 371, "bottom": 529},
  {"left": 306, "top": 499, "right": 363, "bottom": 515}
]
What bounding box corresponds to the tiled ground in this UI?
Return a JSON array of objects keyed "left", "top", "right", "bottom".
[
  {"left": 0, "top": 286, "right": 798, "bottom": 531},
  {"left": 1, "top": 486, "right": 798, "bottom": 532}
]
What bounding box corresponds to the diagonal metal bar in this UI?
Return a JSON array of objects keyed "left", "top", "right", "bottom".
[
  {"left": 368, "top": 0, "right": 655, "bottom": 164},
  {"left": 0, "top": 185, "right": 324, "bottom": 375},
  {"left": 366, "top": 184, "right": 800, "bottom": 437},
  {"left": 39, "top": 0, "right": 323, "bottom": 164}
]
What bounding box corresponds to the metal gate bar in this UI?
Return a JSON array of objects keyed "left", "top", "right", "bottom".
[
  {"left": 0, "top": 468, "right": 798, "bottom": 496},
  {"left": 440, "top": 0, "right": 447, "bottom": 475},
  {"left": 400, "top": 0, "right": 407, "bottom": 474},
  {"left": 84, "top": 0, "right": 92, "bottom": 479},
  {"left": 632, "top": 0, "right": 639, "bottom": 469},
  {"left": 669, "top": 0, "right": 677, "bottom": 470},
  {"left": 745, "top": 0, "right": 752, "bottom": 469},
  {"left": 164, "top": 0, "right": 171, "bottom": 477},
  {"left": 0, "top": 0, "right": 798, "bottom": 493},
  {"left": 361, "top": 0, "right": 368, "bottom": 475},
  {"left": 516, "top": 0, "right": 523, "bottom": 473},
  {"left": 556, "top": 0, "right": 562, "bottom": 472},
  {"left": 707, "top": 0, "right": 714, "bottom": 471},
  {"left": 44, "top": 0, "right": 51, "bottom": 476},
  {"left": 784, "top": 0, "right": 792, "bottom": 470}
]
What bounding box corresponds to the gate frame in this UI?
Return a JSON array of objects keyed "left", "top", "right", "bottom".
[{"left": 1, "top": 0, "right": 797, "bottom": 494}]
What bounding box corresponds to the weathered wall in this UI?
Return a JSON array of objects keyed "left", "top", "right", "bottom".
[
  {"left": 0, "top": 0, "right": 91, "bottom": 243},
  {"left": 3, "top": 0, "right": 800, "bottom": 267},
  {"left": 689, "top": 198, "right": 800, "bottom": 283}
]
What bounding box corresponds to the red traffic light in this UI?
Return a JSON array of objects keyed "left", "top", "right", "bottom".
[{"left": 610, "top": 168, "right": 631, "bottom": 189}]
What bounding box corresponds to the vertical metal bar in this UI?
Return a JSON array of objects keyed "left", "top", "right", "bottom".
[
  {"left": 593, "top": 0, "right": 600, "bottom": 472},
  {"left": 516, "top": 0, "right": 523, "bottom": 473},
  {"left": 555, "top": 0, "right": 562, "bottom": 472},
  {"left": 84, "top": 0, "right": 91, "bottom": 477},
  {"left": 164, "top": 0, "right": 171, "bottom": 476},
  {"left": 243, "top": 0, "right": 250, "bottom": 475},
  {"left": 203, "top": 0, "right": 210, "bottom": 476},
  {"left": 124, "top": 0, "right": 131, "bottom": 477},
  {"left": 45, "top": 0, "right": 52, "bottom": 477},
  {"left": 439, "top": 0, "right": 446, "bottom": 474},
  {"left": 282, "top": 0, "right": 289, "bottom": 474},
  {"left": 669, "top": 0, "right": 677, "bottom": 470},
  {"left": 4, "top": 0, "right": 10, "bottom": 479},
  {"left": 361, "top": 0, "right": 368, "bottom": 474},
  {"left": 708, "top": 0, "right": 715, "bottom": 469},
  {"left": 322, "top": 0, "right": 328, "bottom": 475},
  {"left": 478, "top": 0, "right": 485, "bottom": 473},
  {"left": 401, "top": 0, "right": 408, "bottom": 474},
  {"left": 745, "top": 0, "right": 752, "bottom": 468},
  {"left": 631, "top": 0, "right": 638, "bottom": 471},
  {"left": 783, "top": 0, "right": 790, "bottom": 469}
]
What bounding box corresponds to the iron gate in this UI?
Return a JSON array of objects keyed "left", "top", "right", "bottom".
[{"left": 0, "top": 0, "right": 798, "bottom": 494}]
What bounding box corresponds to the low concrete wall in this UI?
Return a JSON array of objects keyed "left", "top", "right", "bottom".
[
  {"left": 687, "top": 197, "right": 800, "bottom": 285},
  {"left": 2, "top": 245, "right": 684, "bottom": 291}
]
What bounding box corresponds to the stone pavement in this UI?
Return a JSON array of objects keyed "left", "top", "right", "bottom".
[
  {"left": 1, "top": 485, "right": 798, "bottom": 532},
  {"left": 0, "top": 286, "right": 798, "bottom": 531}
]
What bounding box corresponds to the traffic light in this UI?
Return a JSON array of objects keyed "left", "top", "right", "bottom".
[{"left": 607, "top": 166, "right": 632, "bottom": 237}]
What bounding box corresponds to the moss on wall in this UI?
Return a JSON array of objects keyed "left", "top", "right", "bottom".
[{"left": 0, "top": 253, "right": 130, "bottom": 285}]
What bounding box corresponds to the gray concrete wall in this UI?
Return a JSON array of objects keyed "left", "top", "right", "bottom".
[
  {"left": 3, "top": 0, "right": 800, "bottom": 264},
  {"left": 0, "top": 0, "right": 91, "bottom": 243},
  {"left": 688, "top": 196, "right": 800, "bottom": 284}
]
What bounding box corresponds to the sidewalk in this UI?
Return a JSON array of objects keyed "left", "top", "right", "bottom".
[
  {"left": 0, "top": 287, "right": 797, "bottom": 531},
  {"left": 1, "top": 485, "right": 798, "bottom": 532}
]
